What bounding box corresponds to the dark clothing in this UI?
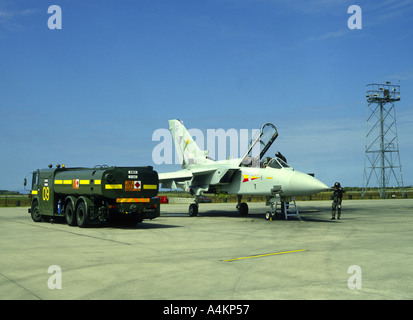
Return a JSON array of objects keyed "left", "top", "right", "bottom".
[{"left": 332, "top": 187, "right": 344, "bottom": 219}]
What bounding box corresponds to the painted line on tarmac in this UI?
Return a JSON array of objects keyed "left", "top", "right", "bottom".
[
  {"left": 0, "top": 272, "right": 42, "bottom": 300},
  {"left": 2, "top": 218, "right": 131, "bottom": 245},
  {"left": 223, "top": 249, "right": 307, "bottom": 262}
]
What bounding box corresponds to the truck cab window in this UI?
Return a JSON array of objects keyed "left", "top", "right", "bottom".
[{"left": 32, "top": 172, "right": 38, "bottom": 190}]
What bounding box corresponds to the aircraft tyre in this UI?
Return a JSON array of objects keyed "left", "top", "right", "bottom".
[
  {"left": 265, "top": 211, "right": 273, "bottom": 220},
  {"left": 239, "top": 202, "right": 248, "bottom": 216},
  {"left": 189, "top": 203, "right": 198, "bottom": 217}
]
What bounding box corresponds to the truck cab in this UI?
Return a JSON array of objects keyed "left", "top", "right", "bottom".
[{"left": 28, "top": 169, "right": 57, "bottom": 222}]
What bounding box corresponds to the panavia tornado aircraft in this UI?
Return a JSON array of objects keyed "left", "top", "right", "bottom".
[{"left": 159, "top": 119, "right": 329, "bottom": 219}]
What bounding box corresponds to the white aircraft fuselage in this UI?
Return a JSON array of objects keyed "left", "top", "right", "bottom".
[{"left": 159, "top": 119, "right": 329, "bottom": 217}]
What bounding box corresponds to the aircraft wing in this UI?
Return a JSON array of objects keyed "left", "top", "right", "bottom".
[
  {"left": 159, "top": 167, "right": 216, "bottom": 189},
  {"left": 159, "top": 167, "right": 216, "bottom": 181},
  {"left": 158, "top": 170, "right": 192, "bottom": 183},
  {"left": 159, "top": 166, "right": 239, "bottom": 190}
]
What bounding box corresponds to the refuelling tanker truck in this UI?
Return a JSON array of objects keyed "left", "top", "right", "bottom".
[{"left": 26, "top": 164, "right": 160, "bottom": 227}]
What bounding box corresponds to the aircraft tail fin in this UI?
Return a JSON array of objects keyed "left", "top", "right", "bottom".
[{"left": 168, "top": 119, "right": 212, "bottom": 167}]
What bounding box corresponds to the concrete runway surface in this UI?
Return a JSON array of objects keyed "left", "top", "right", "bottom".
[{"left": 1, "top": 199, "right": 413, "bottom": 300}]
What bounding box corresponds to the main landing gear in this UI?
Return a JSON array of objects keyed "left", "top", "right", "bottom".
[
  {"left": 188, "top": 195, "right": 249, "bottom": 217},
  {"left": 189, "top": 203, "right": 199, "bottom": 216},
  {"left": 236, "top": 195, "right": 248, "bottom": 216}
]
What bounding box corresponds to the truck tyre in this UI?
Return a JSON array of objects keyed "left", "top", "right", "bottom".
[
  {"left": 31, "top": 201, "right": 43, "bottom": 222},
  {"left": 76, "top": 201, "right": 89, "bottom": 228},
  {"left": 65, "top": 201, "right": 77, "bottom": 226}
]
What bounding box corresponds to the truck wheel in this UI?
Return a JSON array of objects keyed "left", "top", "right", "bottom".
[
  {"left": 65, "top": 201, "right": 77, "bottom": 226},
  {"left": 31, "top": 201, "right": 43, "bottom": 222},
  {"left": 76, "top": 202, "right": 89, "bottom": 228}
]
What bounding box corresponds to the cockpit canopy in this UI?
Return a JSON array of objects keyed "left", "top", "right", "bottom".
[
  {"left": 240, "top": 123, "right": 278, "bottom": 167},
  {"left": 240, "top": 123, "right": 293, "bottom": 170},
  {"left": 261, "top": 157, "right": 292, "bottom": 169}
]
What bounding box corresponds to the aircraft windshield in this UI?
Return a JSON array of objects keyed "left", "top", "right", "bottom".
[
  {"left": 278, "top": 158, "right": 290, "bottom": 168},
  {"left": 267, "top": 158, "right": 291, "bottom": 169}
]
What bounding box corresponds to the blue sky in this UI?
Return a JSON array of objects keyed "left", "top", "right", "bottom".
[{"left": 1, "top": 0, "right": 412, "bottom": 192}]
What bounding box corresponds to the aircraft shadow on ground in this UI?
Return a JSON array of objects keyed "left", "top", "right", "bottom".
[
  {"left": 161, "top": 208, "right": 340, "bottom": 223},
  {"left": 178, "top": 207, "right": 356, "bottom": 223}
]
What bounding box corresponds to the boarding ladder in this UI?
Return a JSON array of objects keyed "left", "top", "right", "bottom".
[{"left": 276, "top": 197, "right": 301, "bottom": 220}]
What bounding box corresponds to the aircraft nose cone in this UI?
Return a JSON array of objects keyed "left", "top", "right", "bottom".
[{"left": 288, "top": 172, "right": 329, "bottom": 196}]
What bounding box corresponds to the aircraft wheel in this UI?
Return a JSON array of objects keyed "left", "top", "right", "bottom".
[
  {"left": 189, "top": 203, "right": 198, "bottom": 217},
  {"left": 265, "top": 211, "right": 273, "bottom": 220},
  {"left": 239, "top": 202, "right": 248, "bottom": 216}
]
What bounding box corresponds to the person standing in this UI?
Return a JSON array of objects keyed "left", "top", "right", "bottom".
[{"left": 331, "top": 182, "right": 344, "bottom": 220}]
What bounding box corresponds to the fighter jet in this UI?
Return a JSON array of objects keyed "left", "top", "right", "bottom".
[{"left": 159, "top": 119, "right": 329, "bottom": 219}]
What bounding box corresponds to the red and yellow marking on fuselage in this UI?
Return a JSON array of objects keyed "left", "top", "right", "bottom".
[{"left": 242, "top": 174, "right": 259, "bottom": 183}]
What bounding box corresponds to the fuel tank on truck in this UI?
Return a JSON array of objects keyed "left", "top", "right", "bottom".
[{"left": 53, "top": 166, "right": 158, "bottom": 199}]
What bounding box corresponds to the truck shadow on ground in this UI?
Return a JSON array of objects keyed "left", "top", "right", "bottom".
[
  {"left": 106, "top": 221, "right": 181, "bottom": 230},
  {"left": 47, "top": 216, "right": 180, "bottom": 230}
]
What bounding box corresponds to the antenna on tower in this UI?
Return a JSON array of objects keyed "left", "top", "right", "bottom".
[{"left": 362, "top": 82, "right": 405, "bottom": 199}]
